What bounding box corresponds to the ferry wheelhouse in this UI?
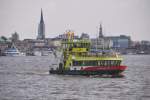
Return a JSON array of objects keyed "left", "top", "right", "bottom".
[{"left": 49, "top": 31, "right": 127, "bottom": 76}]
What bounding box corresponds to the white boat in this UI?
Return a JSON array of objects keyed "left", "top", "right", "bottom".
[
  {"left": 33, "top": 51, "right": 42, "bottom": 56},
  {"left": 33, "top": 48, "right": 54, "bottom": 56},
  {"left": 42, "top": 48, "right": 54, "bottom": 56},
  {"left": 4, "top": 45, "right": 25, "bottom": 56}
]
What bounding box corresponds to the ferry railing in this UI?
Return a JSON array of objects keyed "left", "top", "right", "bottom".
[{"left": 74, "top": 54, "right": 122, "bottom": 60}]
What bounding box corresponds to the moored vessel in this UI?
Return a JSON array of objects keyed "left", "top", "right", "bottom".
[{"left": 4, "top": 44, "right": 25, "bottom": 56}]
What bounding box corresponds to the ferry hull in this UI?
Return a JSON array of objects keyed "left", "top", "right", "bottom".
[{"left": 49, "top": 66, "right": 127, "bottom": 76}]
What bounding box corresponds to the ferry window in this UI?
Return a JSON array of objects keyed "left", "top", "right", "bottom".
[
  {"left": 81, "top": 43, "right": 84, "bottom": 47},
  {"left": 95, "top": 61, "right": 98, "bottom": 66},
  {"left": 74, "top": 68, "right": 76, "bottom": 70},
  {"left": 88, "top": 61, "right": 91, "bottom": 66},
  {"left": 104, "top": 61, "right": 108, "bottom": 66},
  {"left": 107, "top": 61, "right": 110, "bottom": 66},
  {"left": 113, "top": 61, "right": 115, "bottom": 66},
  {"left": 116, "top": 61, "right": 119, "bottom": 66},
  {"left": 73, "top": 61, "right": 77, "bottom": 66},
  {"left": 113, "top": 61, "right": 116, "bottom": 66},
  {"left": 100, "top": 61, "right": 102, "bottom": 66},
  {"left": 116, "top": 60, "right": 121, "bottom": 66},
  {"left": 111, "top": 60, "right": 114, "bottom": 66},
  {"left": 115, "top": 60, "right": 120, "bottom": 66},
  {"left": 114, "top": 61, "right": 117, "bottom": 66},
  {"left": 82, "top": 61, "right": 85, "bottom": 66},
  {"left": 109, "top": 60, "right": 112, "bottom": 66},
  {"left": 79, "top": 61, "right": 82, "bottom": 66},
  {"left": 80, "top": 61, "right": 82, "bottom": 66},
  {"left": 107, "top": 60, "right": 111, "bottom": 66},
  {"left": 96, "top": 61, "right": 98, "bottom": 66},
  {"left": 73, "top": 61, "right": 81, "bottom": 66},
  {"left": 81, "top": 44, "right": 83, "bottom": 48},
  {"left": 87, "top": 61, "right": 90, "bottom": 66},
  {"left": 90, "top": 61, "right": 92, "bottom": 66},
  {"left": 90, "top": 61, "right": 93, "bottom": 66},
  {"left": 98, "top": 61, "right": 100, "bottom": 66},
  {"left": 84, "top": 61, "right": 87, "bottom": 66},
  {"left": 103, "top": 61, "right": 105, "bottom": 66},
  {"left": 93, "top": 61, "right": 96, "bottom": 66},
  {"left": 74, "top": 44, "right": 77, "bottom": 47},
  {"left": 114, "top": 60, "right": 117, "bottom": 66},
  {"left": 99, "top": 61, "right": 102, "bottom": 66},
  {"left": 101, "top": 61, "right": 103, "bottom": 66},
  {"left": 119, "top": 61, "right": 121, "bottom": 65},
  {"left": 101, "top": 61, "right": 105, "bottom": 66},
  {"left": 85, "top": 61, "right": 90, "bottom": 66},
  {"left": 104, "top": 61, "right": 106, "bottom": 66}
]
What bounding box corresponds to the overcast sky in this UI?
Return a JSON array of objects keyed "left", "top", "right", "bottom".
[{"left": 0, "top": 0, "right": 150, "bottom": 41}]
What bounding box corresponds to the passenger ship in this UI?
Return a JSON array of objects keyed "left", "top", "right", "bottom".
[
  {"left": 49, "top": 31, "right": 127, "bottom": 76},
  {"left": 4, "top": 44, "right": 25, "bottom": 56}
]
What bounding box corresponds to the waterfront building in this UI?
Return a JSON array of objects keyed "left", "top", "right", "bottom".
[
  {"left": 0, "top": 42, "right": 10, "bottom": 56},
  {"left": 91, "top": 24, "right": 112, "bottom": 49},
  {"left": 99, "top": 24, "right": 103, "bottom": 38},
  {"left": 55, "top": 33, "right": 79, "bottom": 40},
  {"left": 91, "top": 37, "right": 112, "bottom": 49},
  {"left": 11, "top": 32, "right": 19, "bottom": 42},
  {"left": 14, "top": 40, "right": 29, "bottom": 53},
  {"left": 107, "top": 35, "right": 131, "bottom": 49},
  {"left": 22, "top": 39, "right": 47, "bottom": 55},
  {"left": 51, "top": 39, "right": 62, "bottom": 47},
  {"left": 139, "top": 40, "right": 150, "bottom": 53},
  {"left": 0, "top": 36, "right": 11, "bottom": 55},
  {"left": 80, "top": 33, "right": 90, "bottom": 40},
  {"left": 34, "top": 40, "right": 46, "bottom": 47},
  {"left": 0, "top": 36, "right": 8, "bottom": 43},
  {"left": 141, "top": 40, "right": 150, "bottom": 46},
  {"left": 37, "top": 9, "right": 45, "bottom": 40}
]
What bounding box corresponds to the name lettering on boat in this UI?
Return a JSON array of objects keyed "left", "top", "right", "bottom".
[{"left": 72, "top": 48, "right": 87, "bottom": 52}]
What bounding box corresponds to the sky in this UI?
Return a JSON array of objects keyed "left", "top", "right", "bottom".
[{"left": 0, "top": 0, "right": 150, "bottom": 41}]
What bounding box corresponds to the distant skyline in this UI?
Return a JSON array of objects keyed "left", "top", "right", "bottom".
[{"left": 0, "top": 0, "right": 150, "bottom": 41}]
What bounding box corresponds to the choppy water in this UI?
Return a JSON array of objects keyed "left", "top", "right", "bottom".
[{"left": 0, "top": 55, "right": 150, "bottom": 100}]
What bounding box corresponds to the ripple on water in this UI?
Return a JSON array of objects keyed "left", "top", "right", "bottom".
[{"left": 0, "top": 55, "right": 150, "bottom": 100}]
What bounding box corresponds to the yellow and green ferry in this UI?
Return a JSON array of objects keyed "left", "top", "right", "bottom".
[{"left": 49, "top": 31, "right": 127, "bottom": 76}]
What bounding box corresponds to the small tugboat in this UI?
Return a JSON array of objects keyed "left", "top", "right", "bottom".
[{"left": 49, "top": 31, "right": 127, "bottom": 77}]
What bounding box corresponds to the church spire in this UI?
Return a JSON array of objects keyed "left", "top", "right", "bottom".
[
  {"left": 40, "top": 8, "right": 44, "bottom": 23},
  {"left": 99, "top": 23, "right": 103, "bottom": 38},
  {"left": 37, "top": 8, "right": 45, "bottom": 40}
]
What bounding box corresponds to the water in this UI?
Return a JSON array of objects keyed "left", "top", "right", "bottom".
[{"left": 0, "top": 55, "right": 150, "bottom": 100}]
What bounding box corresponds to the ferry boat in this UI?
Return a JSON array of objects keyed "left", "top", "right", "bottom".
[
  {"left": 4, "top": 44, "right": 25, "bottom": 56},
  {"left": 49, "top": 31, "right": 127, "bottom": 76}
]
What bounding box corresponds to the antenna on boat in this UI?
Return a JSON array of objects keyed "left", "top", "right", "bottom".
[
  {"left": 102, "top": 38, "right": 104, "bottom": 50},
  {"left": 96, "top": 33, "right": 98, "bottom": 51}
]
